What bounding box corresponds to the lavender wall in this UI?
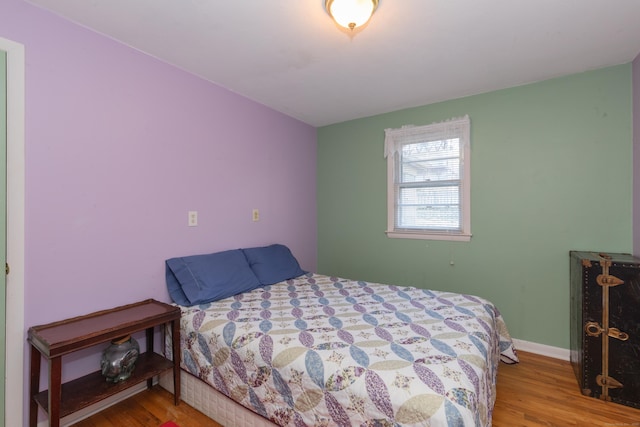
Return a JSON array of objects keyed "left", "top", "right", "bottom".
[
  {"left": 1, "top": 0, "right": 316, "bottom": 423},
  {"left": 634, "top": 52, "right": 640, "bottom": 257}
]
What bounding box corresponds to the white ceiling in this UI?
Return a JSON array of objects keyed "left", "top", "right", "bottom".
[{"left": 26, "top": 0, "right": 640, "bottom": 127}]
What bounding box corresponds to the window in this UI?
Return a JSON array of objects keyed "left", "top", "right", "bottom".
[{"left": 384, "top": 115, "right": 471, "bottom": 241}]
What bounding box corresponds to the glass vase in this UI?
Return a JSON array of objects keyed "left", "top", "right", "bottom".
[{"left": 101, "top": 335, "right": 140, "bottom": 383}]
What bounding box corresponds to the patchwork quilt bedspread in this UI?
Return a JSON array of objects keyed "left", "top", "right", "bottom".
[{"left": 176, "top": 273, "right": 518, "bottom": 426}]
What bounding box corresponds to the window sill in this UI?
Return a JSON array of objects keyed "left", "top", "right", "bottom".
[{"left": 385, "top": 230, "right": 472, "bottom": 242}]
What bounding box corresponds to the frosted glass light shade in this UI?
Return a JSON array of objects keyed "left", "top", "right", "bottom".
[{"left": 325, "top": 0, "right": 379, "bottom": 31}]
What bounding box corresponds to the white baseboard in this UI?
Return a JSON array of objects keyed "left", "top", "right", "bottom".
[
  {"left": 36, "top": 381, "right": 152, "bottom": 427},
  {"left": 512, "top": 338, "right": 570, "bottom": 361}
]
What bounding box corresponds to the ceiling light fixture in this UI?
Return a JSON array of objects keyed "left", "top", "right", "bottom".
[{"left": 325, "top": 0, "right": 379, "bottom": 31}]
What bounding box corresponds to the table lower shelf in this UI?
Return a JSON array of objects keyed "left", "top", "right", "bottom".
[{"left": 33, "top": 352, "right": 174, "bottom": 418}]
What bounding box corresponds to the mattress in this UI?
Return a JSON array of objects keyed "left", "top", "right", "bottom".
[{"left": 173, "top": 273, "right": 518, "bottom": 426}]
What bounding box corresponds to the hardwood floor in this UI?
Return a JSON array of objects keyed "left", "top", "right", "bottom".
[
  {"left": 70, "top": 387, "right": 221, "bottom": 427},
  {"left": 493, "top": 351, "right": 640, "bottom": 426},
  {"left": 72, "top": 351, "right": 640, "bottom": 426}
]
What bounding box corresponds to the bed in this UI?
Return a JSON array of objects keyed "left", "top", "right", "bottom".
[{"left": 160, "top": 244, "right": 518, "bottom": 427}]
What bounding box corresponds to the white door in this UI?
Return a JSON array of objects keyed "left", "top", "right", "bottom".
[
  {"left": 0, "top": 36, "right": 25, "bottom": 427},
  {"left": 0, "top": 48, "right": 6, "bottom": 427}
]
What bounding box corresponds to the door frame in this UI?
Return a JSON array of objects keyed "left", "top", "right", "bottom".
[{"left": 0, "top": 36, "right": 25, "bottom": 427}]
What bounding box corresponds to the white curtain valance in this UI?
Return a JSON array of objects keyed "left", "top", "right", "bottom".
[{"left": 384, "top": 115, "right": 470, "bottom": 158}]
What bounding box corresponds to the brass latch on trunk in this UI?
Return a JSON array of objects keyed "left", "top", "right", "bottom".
[
  {"left": 585, "top": 254, "right": 627, "bottom": 401},
  {"left": 597, "top": 374, "right": 623, "bottom": 390},
  {"left": 596, "top": 274, "right": 624, "bottom": 287},
  {"left": 584, "top": 322, "right": 629, "bottom": 341}
]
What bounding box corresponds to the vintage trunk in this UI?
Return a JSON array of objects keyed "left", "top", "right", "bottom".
[{"left": 570, "top": 251, "right": 640, "bottom": 409}]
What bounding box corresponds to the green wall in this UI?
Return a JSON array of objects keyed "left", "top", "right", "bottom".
[{"left": 317, "top": 64, "right": 632, "bottom": 349}]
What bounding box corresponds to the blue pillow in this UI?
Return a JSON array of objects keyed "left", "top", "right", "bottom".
[
  {"left": 165, "top": 266, "right": 191, "bottom": 306},
  {"left": 243, "top": 244, "right": 306, "bottom": 285},
  {"left": 165, "top": 249, "right": 261, "bottom": 306}
]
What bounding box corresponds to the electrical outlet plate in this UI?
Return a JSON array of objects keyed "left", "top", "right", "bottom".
[
  {"left": 252, "top": 209, "right": 259, "bottom": 222},
  {"left": 188, "top": 211, "right": 198, "bottom": 226}
]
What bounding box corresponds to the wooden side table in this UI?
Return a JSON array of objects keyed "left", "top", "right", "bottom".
[{"left": 28, "top": 299, "right": 181, "bottom": 427}]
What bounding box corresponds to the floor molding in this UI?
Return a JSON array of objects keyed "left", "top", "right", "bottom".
[
  {"left": 37, "top": 381, "right": 150, "bottom": 427},
  {"left": 512, "top": 338, "right": 570, "bottom": 361}
]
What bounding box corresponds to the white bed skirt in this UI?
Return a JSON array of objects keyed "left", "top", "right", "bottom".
[{"left": 159, "top": 369, "right": 277, "bottom": 427}]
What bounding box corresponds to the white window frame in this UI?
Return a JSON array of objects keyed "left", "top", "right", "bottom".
[{"left": 384, "top": 115, "right": 471, "bottom": 242}]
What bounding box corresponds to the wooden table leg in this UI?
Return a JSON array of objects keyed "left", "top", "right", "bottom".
[
  {"left": 146, "top": 327, "right": 154, "bottom": 389},
  {"left": 172, "top": 318, "right": 181, "bottom": 405},
  {"left": 48, "top": 357, "right": 62, "bottom": 427},
  {"left": 29, "top": 345, "right": 41, "bottom": 427}
]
